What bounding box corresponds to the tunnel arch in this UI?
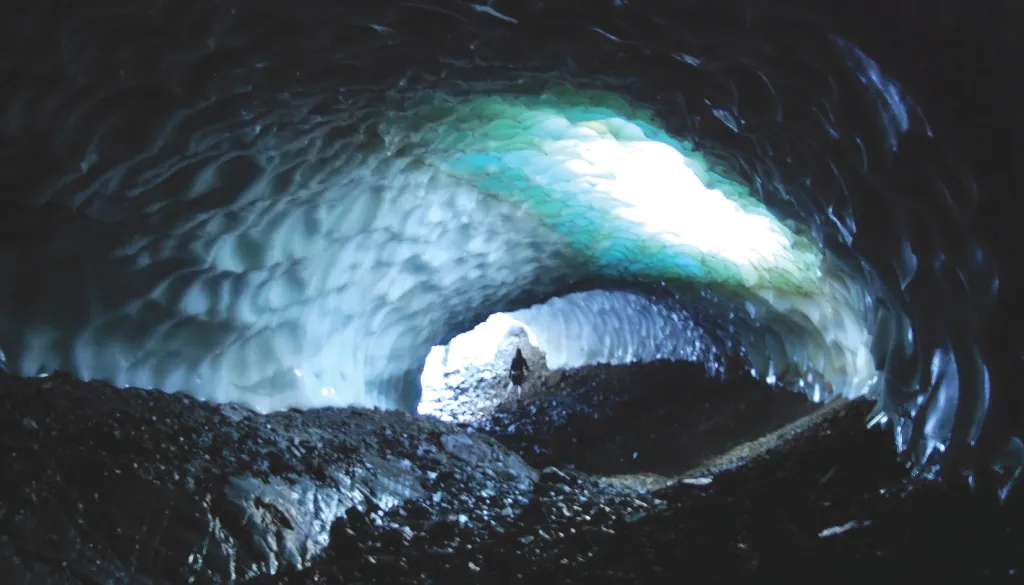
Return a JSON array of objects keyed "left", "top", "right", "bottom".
[{"left": 0, "top": 0, "right": 1013, "bottom": 478}]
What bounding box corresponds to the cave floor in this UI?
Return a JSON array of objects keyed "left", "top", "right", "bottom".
[
  {"left": 1, "top": 368, "right": 1021, "bottom": 584},
  {"left": 595, "top": 397, "right": 855, "bottom": 493},
  {"left": 265, "top": 396, "right": 1023, "bottom": 585},
  {"left": 469, "top": 360, "right": 828, "bottom": 479}
]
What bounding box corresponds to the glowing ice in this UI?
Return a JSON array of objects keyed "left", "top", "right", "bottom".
[
  {"left": 506, "top": 290, "right": 715, "bottom": 371},
  {"left": 548, "top": 137, "right": 793, "bottom": 268},
  {"left": 1, "top": 83, "right": 875, "bottom": 417},
  {"left": 418, "top": 290, "right": 718, "bottom": 416}
]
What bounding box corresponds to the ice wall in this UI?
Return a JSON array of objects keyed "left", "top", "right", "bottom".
[
  {"left": 0, "top": 153, "right": 585, "bottom": 412},
  {"left": 0, "top": 0, "right": 1009, "bottom": 473},
  {"left": 508, "top": 291, "right": 717, "bottom": 371},
  {"left": 0, "top": 85, "right": 877, "bottom": 415}
]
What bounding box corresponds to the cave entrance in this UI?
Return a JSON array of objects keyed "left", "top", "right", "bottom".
[
  {"left": 418, "top": 313, "right": 548, "bottom": 424},
  {"left": 417, "top": 294, "right": 831, "bottom": 482}
]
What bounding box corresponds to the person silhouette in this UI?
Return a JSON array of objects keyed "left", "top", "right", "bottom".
[{"left": 508, "top": 348, "right": 530, "bottom": 403}]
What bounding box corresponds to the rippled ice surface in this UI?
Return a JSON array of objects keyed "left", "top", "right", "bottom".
[{"left": 0, "top": 0, "right": 1020, "bottom": 476}]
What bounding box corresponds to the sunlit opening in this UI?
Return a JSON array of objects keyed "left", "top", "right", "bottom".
[
  {"left": 418, "top": 313, "right": 539, "bottom": 420},
  {"left": 552, "top": 132, "right": 794, "bottom": 268},
  {"left": 416, "top": 290, "right": 722, "bottom": 422}
]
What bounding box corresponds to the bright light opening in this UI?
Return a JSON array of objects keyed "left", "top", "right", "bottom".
[
  {"left": 552, "top": 133, "right": 794, "bottom": 267},
  {"left": 418, "top": 313, "right": 539, "bottom": 420}
]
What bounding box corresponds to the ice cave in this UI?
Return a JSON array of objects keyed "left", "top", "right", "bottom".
[{"left": 0, "top": 0, "right": 1022, "bottom": 583}]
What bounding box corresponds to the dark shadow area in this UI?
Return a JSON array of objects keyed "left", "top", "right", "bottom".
[
  {"left": 471, "top": 359, "right": 824, "bottom": 477},
  {"left": 1, "top": 368, "right": 1021, "bottom": 584},
  {"left": 266, "top": 401, "right": 1023, "bottom": 584}
]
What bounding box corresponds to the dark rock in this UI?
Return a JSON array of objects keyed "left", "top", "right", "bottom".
[
  {"left": 364, "top": 494, "right": 382, "bottom": 516},
  {"left": 345, "top": 506, "right": 373, "bottom": 534},
  {"left": 402, "top": 498, "right": 434, "bottom": 522},
  {"left": 327, "top": 518, "right": 361, "bottom": 555},
  {"left": 540, "top": 466, "right": 573, "bottom": 486},
  {"left": 381, "top": 526, "right": 413, "bottom": 550},
  {"left": 426, "top": 515, "right": 462, "bottom": 540},
  {"left": 0, "top": 371, "right": 507, "bottom": 584},
  {"left": 471, "top": 360, "right": 824, "bottom": 478},
  {"left": 3, "top": 364, "right": 1023, "bottom": 585}
]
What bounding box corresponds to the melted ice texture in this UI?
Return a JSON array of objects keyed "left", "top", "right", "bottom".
[
  {"left": 4, "top": 90, "right": 875, "bottom": 414},
  {"left": 0, "top": 0, "right": 1006, "bottom": 472},
  {"left": 509, "top": 291, "right": 718, "bottom": 371}
]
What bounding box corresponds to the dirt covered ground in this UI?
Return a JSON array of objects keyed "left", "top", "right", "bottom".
[{"left": 0, "top": 362, "right": 1021, "bottom": 585}]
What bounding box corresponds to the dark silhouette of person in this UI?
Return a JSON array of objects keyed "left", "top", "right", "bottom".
[{"left": 508, "top": 348, "right": 530, "bottom": 402}]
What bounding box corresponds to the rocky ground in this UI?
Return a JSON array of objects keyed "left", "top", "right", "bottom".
[
  {"left": 0, "top": 371, "right": 538, "bottom": 584},
  {"left": 273, "top": 402, "right": 1024, "bottom": 585},
  {"left": 471, "top": 359, "right": 824, "bottom": 478},
  {"left": 1, "top": 363, "right": 1021, "bottom": 585}
]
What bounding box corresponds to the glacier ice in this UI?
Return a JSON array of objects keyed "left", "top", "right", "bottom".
[
  {"left": 0, "top": 87, "right": 881, "bottom": 415},
  {"left": 0, "top": 0, "right": 1007, "bottom": 475},
  {"left": 506, "top": 291, "right": 717, "bottom": 371}
]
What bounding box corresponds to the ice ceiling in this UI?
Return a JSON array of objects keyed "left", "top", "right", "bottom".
[{"left": 0, "top": 0, "right": 1015, "bottom": 475}]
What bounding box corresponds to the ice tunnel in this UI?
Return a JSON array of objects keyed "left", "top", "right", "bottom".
[{"left": 0, "top": 0, "right": 1019, "bottom": 478}]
